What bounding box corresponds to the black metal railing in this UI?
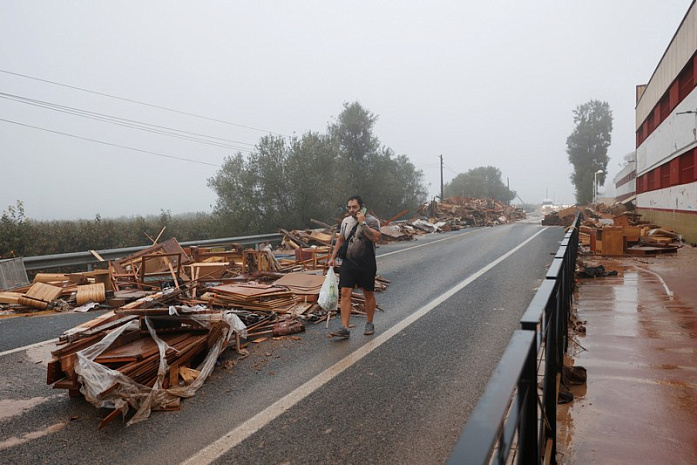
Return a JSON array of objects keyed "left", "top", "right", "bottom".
[{"left": 447, "top": 215, "right": 581, "bottom": 465}]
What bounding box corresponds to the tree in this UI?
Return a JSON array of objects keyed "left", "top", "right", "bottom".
[
  {"left": 328, "top": 102, "right": 427, "bottom": 217},
  {"left": 443, "top": 166, "right": 515, "bottom": 203},
  {"left": 566, "top": 100, "right": 613, "bottom": 204},
  {"left": 327, "top": 102, "right": 381, "bottom": 196},
  {"left": 286, "top": 131, "right": 342, "bottom": 225},
  {"left": 621, "top": 151, "right": 636, "bottom": 167},
  {"left": 208, "top": 136, "right": 295, "bottom": 235},
  {"left": 208, "top": 102, "right": 428, "bottom": 234}
]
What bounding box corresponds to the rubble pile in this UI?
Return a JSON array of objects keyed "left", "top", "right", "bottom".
[
  {"left": 544, "top": 203, "right": 684, "bottom": 256},
  {"left": 1, "top": 235, "right": 390, "bottom": 427},
  {"left": 3, "top": 201, "right": 527, "bottom": 427},
  {"left": 417, "top": 197, "right": 526, "bottom": 228}
]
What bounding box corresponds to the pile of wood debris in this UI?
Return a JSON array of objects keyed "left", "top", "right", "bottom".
[
  {"left": 417, "top": 197, "right": 526, "bottom": 228},
  {"left": 543, "top": 203, "right": 684, "bottom": 256},
  {"left": 276, "top": 199, "right": 527, "bottom": 248},
  {"left": 1, "top": 235, "right": 389, "bottom": 428},
  {"left": 4, "top": 200, "right": 526, "bottom": 427}
]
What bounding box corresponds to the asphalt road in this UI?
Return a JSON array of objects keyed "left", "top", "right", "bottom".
[{"left": 0, "top": 219, "right": 564, "bottom": 465}]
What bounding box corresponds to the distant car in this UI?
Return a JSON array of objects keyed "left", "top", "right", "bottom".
[{"left": 541, "top": 199, "right": 558, "bottom": 213}]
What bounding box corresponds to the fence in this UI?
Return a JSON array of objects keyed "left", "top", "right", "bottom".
[
  {"left": 447, "top": 216, "right": 580, "bottom": 465},
  {"left": 8, "top": 222, "right": 580, "bottom": 464},
  {"left": 18, "top": 233, "right": 283, "bottom": 272}
]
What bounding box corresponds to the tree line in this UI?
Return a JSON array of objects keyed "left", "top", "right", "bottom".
[
  {"left": 208, "top": 101, "right": 428, "bottom": 236},
  {"left": 0, "top": 202, "right": 219, "bottom": 258},
  {"left": 3, "top": 97, "right": 605, "bottom": 260},
  {"left": 1, "top": 102, "right": 430, "bottom": 258}
]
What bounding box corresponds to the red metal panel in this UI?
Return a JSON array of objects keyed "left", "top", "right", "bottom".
[
  {"left": 669, "top": 81, "right": 680, "bottom": 112},
  {"left": 670, "top": 158, "right": 680, "bottom": 186},
  {"left": 660, "top": 164, "right": 670, "bottom": 188}
]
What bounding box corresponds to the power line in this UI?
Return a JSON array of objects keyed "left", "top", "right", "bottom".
[
  {"left": 0, "top": 68, "right": 288, "bottom": 137},
  {"left": 0, "top": 117, "right": 221, "bottom": 167},
  {"left": 0, "top": 92, "right": 256, "bottom": 152},
  {"left": 442, "top": 162, "right": 459, "bottom": 175}
]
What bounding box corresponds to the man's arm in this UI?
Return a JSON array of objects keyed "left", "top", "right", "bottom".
[
  {"left": 360, "top": 218, "right": 381, "bottom": 243},
  {"left": 328, "top": 231, "right": 345, "bottom": 266}
]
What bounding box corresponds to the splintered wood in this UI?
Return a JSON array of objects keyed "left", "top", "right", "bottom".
[
  {"left": 543, "top": 203, "right": 683, "bottom": 256},
  {"left": 38, "top": 236, "right": 390, "bottom": 428}
]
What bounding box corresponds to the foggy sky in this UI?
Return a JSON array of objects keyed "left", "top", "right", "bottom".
[{"left": 1, "top": 1, "right": 692, "bottom": 221}]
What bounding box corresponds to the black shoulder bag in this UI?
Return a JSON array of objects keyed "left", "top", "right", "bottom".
[{"left": 337, "top": 223, "right": 358, "bottom": 260}]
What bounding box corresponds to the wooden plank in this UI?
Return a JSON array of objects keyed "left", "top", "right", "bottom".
[
  {"left": 0, "top": 292, "right": 21, "bottom": 304},
  {"left": 98, "top": 408, "right": 122, "bottom": 430},
  {"left": 76, "top": 283, "right": 106, "bottom": 305},
  {"left": 53, "top": 376, "right": 81, "bottom": 390},
  {"left": 46, "top": 359, "right": 64, "bottom": 385}
]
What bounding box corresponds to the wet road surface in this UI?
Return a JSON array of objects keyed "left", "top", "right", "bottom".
[{"left": 557, "top": 245, "right": 697, "bottom": 464}]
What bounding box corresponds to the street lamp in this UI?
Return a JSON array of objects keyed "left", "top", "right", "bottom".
[{"left": 593, "top": 169, "right": 604, "bottom": 205}]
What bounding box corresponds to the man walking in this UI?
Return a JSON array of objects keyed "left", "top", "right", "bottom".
[{"left": 328, "top": 195, "right": 381, "bottom": 338}]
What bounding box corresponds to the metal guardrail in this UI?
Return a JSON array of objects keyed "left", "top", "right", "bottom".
[
  {"left": 21, "top": 233, "right": 283, "bottom": 272},
  {"left": 447, "top": 215, "right": 581, "bottom": 465}
]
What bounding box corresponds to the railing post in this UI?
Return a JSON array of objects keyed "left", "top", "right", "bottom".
[
  {"left": 447, "top": 213, "right": 582, "bottom": 464},
  {"left": 518, "top": 332, "right": 540, "bottom": 465},
  {"left": 544, "top": 294, "right": 558, "bottom": 464}
]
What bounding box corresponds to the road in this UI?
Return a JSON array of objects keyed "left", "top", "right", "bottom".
[{"left": 0, "top": 218, "right": 563, "bottom": 465}]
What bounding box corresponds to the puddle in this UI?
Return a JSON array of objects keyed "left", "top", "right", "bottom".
[
  {"left": 559, "top": 248, "right": 697, "bottom": 464},
  {"left": 0, "top": 422, "right": 67, "bottom": 451}
]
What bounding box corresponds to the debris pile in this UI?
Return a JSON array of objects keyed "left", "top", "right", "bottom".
[
  {"left": 417, "top": 197, "right": 526, "bottom": 228},
  {"left": 2, "top": 201, "right": 526, "bottom": 427},
  {"left": 544, "top": 203, "right": 684, "bottom": 256},
  {"left": 12, "top": 235, "right": 390, "bottom": 428},
  {"left": 46, "top": 302, "right": 245, "bottom": 429},
  {"left": 0, "top": 271, "right": 111, "bottom": 313}
]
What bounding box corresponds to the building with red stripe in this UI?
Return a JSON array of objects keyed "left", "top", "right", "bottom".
[{"left": 633, "top": 1, "right": 697, "bottom": 244}]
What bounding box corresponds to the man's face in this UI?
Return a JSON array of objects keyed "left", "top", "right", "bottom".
[{"left": 347, "top": 199, "right": 361, "bottom": 217}]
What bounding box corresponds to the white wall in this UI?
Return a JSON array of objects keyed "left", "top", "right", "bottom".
[
  {"left": 636, "top": 3, "right": 697, "bottom": 127},
  {"left": 636, "top": 88, "right": 697, "bottom": 175},
  {"left": 614, "top": 162, "right": 636, "bottom": 200},
  {"left": 637, "top": 181, "right": 697, "bottom": 212}
]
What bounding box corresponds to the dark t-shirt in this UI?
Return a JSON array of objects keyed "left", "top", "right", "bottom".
[{"left": 341, "top": 214, "right": 379, "bottom": 270}]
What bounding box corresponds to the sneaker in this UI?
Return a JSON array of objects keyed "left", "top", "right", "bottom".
[
  {"left": 364, "top": 321, "right": 375, "bottom": 335},
  {"left": 329, "top": 327, "right": 350, "bottom": 338}
]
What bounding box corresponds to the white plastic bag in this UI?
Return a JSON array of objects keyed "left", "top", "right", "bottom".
[{"left": 318, "top": 267, "right": 339, "bottom": 311}]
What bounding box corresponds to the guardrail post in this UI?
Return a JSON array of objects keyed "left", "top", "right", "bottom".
[
  {"left": 544, "top": 292, "right": 559, "bottom": 464},
  {"left": 518, "top": 331, "right": 539, "bottom": 464}
]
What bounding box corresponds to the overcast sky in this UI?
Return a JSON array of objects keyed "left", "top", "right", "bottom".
[{"left": 1, "top": 1, "right": 693, "bottom": 221}]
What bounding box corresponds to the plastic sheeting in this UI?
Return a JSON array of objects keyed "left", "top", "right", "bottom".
[{"left": 74, "top": 311, "right": 246, "bottom": 426}]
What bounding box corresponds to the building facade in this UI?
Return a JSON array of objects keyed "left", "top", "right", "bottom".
[
  {"left": 635, "top": 1, "right": 697, "bottom": 244},
  {"left": 614, "top": 155, "right": 637, "bottom": 204}
]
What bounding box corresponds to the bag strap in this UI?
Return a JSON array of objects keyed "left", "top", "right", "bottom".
[{"left": 346, "top": 222, "right": 358, "bottom": 241}]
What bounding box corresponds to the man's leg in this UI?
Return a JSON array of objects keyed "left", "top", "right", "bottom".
[
  {"left": 364, "top": 290, "right": 375, "bottom": 322},
  {"left": 340, "top": 286, "right": 353, "bottom": 328}
]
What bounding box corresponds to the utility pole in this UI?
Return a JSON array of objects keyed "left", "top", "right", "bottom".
[
  {"left": 507, "top": 177, "right": 510, "bottom": 205},
  {"left": 439, "top": 154, "right": 444, "bottom": 201}
]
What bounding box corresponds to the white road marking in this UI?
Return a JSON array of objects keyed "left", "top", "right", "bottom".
[
  {"left": 0, "top": 338, "right": 58, "bottom": 358},
  {"left": 181, "top": 227, "right": 547, "bottom": 465},
  {"left": 377, "top": 228, "right": 480, "bottom": 258},
  {"left": 632, "top": 265, "right": 674, "bottom": 300},
  {"left": 0, "top": 226, "right": 528, "bottom": 358}
]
